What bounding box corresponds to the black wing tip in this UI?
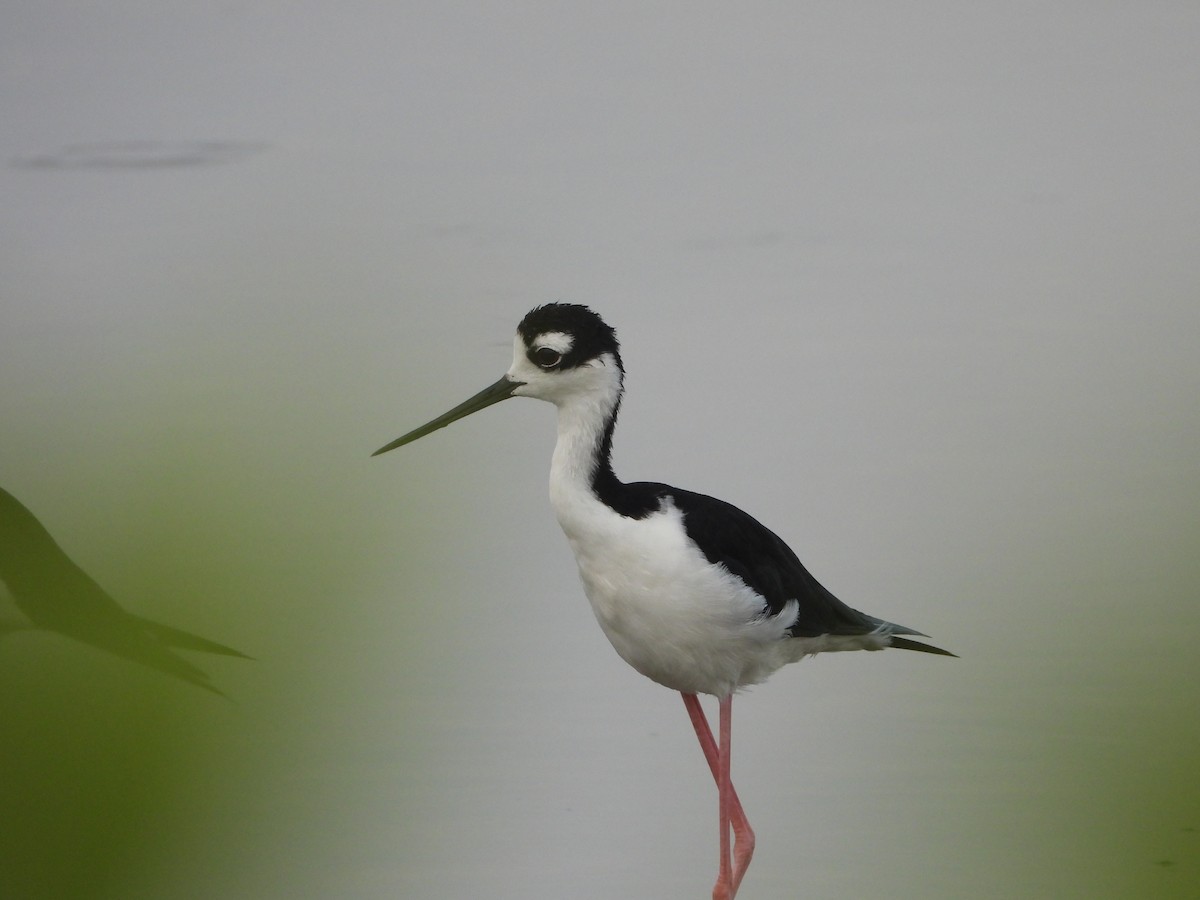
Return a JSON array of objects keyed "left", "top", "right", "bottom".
[{"left": 889, "top": 636, "right": 958, "bottom": 658}]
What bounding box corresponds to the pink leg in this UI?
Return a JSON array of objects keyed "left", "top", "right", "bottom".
[
  {"left": 682, "top": 693, "right": 756, "bottom": 898},
  {"left": 715, "top": 694, "right": 733, "bottom": 899}
]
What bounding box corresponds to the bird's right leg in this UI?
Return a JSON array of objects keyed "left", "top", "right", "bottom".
[{"left": 682, "top": 692, "right": 756, "bottom": 897}]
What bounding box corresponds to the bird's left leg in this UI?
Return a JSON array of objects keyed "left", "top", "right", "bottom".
[{"left": 682, "top": 693, "right": 755, "bottom": 897}]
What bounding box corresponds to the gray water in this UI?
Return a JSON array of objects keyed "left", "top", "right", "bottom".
[{"left": 1, "top": 4, "right": 1197, "bottom": 898}]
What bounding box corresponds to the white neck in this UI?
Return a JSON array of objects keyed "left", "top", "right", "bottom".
[{"left": 546, "top": 368, "right": 623, "bottom": 521}]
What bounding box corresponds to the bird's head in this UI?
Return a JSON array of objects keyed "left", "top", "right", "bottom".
[{"left": 372, "top": 303, "right": 623, "bottom": 456}]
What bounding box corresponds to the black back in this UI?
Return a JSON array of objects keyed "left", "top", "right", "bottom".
[{"left": 591, "top": 479, "right": 882, "bottom": 638}]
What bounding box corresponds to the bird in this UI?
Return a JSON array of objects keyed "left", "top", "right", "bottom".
[
  {"left": 373, "top": 303, "right": 953, "bottom": 899},
  {"left": 0, "top": 485, "right": 249, "bottom": 696}
]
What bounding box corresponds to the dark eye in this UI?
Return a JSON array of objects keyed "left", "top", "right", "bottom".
[{"left": 533, "top": 347, "right": 562, "bottom": 368}]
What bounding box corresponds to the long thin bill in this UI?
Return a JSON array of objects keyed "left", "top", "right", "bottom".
[{"left": 371, "top": 376, "right": 522, "bottom": 457}]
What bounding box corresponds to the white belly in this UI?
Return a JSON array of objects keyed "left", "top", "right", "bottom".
[{"left": 555, "top": 497, "right": 800, "bottom": 697}]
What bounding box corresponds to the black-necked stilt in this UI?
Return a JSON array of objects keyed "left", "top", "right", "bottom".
[
  {"left": 374, "top": 303, "right": 953, "bottom": 899},
  {"left": 0, "top": 486, "right": 248, "bottom": 696}
]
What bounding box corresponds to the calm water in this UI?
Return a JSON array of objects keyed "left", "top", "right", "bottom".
[{"left": 2, "top": 4, "right": 1198, "bottom": 897}]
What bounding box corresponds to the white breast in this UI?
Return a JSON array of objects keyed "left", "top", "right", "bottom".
[{"left": 552, "top": 492, "right": 800, "bottom": 697}]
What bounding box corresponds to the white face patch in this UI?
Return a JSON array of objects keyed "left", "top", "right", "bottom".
[
  {"left": 507, "top": 330, "right": 577, "bottom": 386},
  {"left": 532, "top": 331, "right": 574, "bottom": 356},
  {"left": 506, "top": 326, "right": 624, "bottom": 407}
]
